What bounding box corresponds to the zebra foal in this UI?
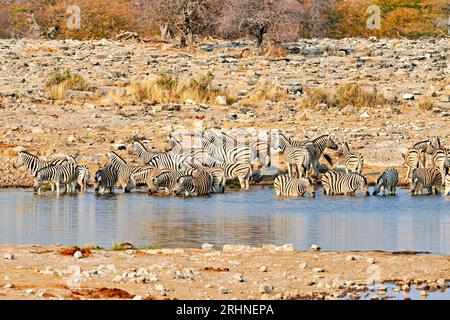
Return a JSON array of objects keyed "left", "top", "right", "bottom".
[
  {"left": 410, "top": 168, "right": 442, "bottom": 195},
  {"left": 372, "top": 168, "right": 398, "bottom": 196}
]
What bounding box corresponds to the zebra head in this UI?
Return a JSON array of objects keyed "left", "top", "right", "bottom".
[
  {"left": 271, "top": 132, "right": 290, "bottom": 152},
  {"left": 357, "top": 175, "right": 370, "bottom": 196},
  {"left": 425, "top": 137, "right": 441, "bottom": 154},
  {"left": 325, "top": 136, "right": 339, "bottom": 150},
  {"left": 304, "top": 178, "right": 316, "bottom": 198},
  {"left": 372, "top": 175, "right": 384, "bottom": 196},
  {"left": 173, "top": 176, "right": 192, "bottom": 196},
  {"left": 147, "top": 176, "right": 160, "bottom": 194}
]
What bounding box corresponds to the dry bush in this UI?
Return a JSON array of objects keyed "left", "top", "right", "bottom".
[
  {"left": 46, "top": 70, "right": 90, "bottom": 100},
  {"left": 416, "top": 97, "right": 435, "bottom": 111},
  {"left": 239, "top": 85, "right": 289, "bottom": 106},
  {"left": 129, "top": 72, "right": 233, "bottom": 105},
  {"left": 25, "top": 45, "right": 59, "bottom": 55},
  {"left": 302, "top": 84, "right": 387, "bottom": 110}
]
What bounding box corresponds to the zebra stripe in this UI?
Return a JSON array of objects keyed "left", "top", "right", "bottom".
[
  {"left": 274, "top": 174, "right": 315, "bottom": 197},
  {"left": 149, "top": 169, "right": 195, "bottom": 194},
  {"left": 34, "top": 164, "right": 79, "bottom": 194},
  {"left": 132, "top": 140, "right": 160, "bottom": 164},
  {"left": 340, "top": 142, "right": 364, "bottom": 174},
  {"left": 147, "top": 153, "right": 197, "bottom": 170},
  {"left": 402, "top": 148, "right": 425, "bottom": 181},
  {"left": 412, "top": 136, "right": 441, "bottom": 154},
  {"left": 322, "top": 171, "right": 369, "bottom": 196},
  {"left": 173, "top": 172, "right": 212, "bottom": 197},
  {"left": 107, "top": 151, "right": 152, "bottom": 192},
  {"left": 129, "top": 167, "right": 172, "bottom": 193},
  {"left": 410, "top": 168, "right": 442, "bottom": 195},
  {"left": 373, "top": 168, "right": 398, "bottom": 196},
  {"left": 76, "top": 165, "right": 89, "bottom": 192},
  {"left": 16, "top": 151, "right": 68, "bottom": 177},
  {"left": 94, "top": 165, "right": 119, "bottom": 194},
  {"left": 432, "top": 149, "right": 449, "bottom": 185},
  {"left": 445, "top": 173, "right": 450, "bottom": 196},
  {"left": 206, "top": 160, "right": 252, "bottom": 190}
]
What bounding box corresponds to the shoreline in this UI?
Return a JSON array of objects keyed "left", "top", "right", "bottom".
[{"left": 1, "top": 244, "right": 449, "bottom": 300}]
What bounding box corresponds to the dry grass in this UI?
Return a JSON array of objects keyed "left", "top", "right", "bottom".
[
  {"left": 46, "top": 70, "right": 90, "bottom": 100},
  {"left": 128, "top": 72, "right": 234, "bottom": 105},
  {"left": 416, "top": 97, "right": 435, "bottom": 111},
  {"left": 25, "top": 45, "right": 58, "bottom": 55},
  {"left": 302, "top": 84, "right": 387, "bottom": 110},
  {"left": 239, "top": 84, "right": 289, "bottom": 107}
]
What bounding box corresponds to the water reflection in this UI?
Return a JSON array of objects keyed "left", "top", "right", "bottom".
[{"left": 0, "top": 188, "right": 449, "bottom": 254}]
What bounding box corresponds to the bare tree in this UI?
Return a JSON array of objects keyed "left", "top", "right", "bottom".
[
  {"left": 218, "top": 0, "right": 303, "bottom": 48},
  {"left": 137, "top": 0, "right": 222, "bottom": 46}
]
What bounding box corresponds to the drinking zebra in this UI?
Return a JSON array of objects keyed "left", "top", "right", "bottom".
[
  {"left": 372, "top": 168, "right": 398, "bottom": 196},
  {"left": 410, "top": 168, "right": 442, "bottom": 195},
  {"left": 432, "top": 149, "right": 449, "bottom": 185},
  {"left": 129, "top": 167, "right": 173, "bottom": 192},
  {"left": 322, "top": 171, "right": 369, "bottom": 196},
  {"left": 445, "top": 173, "right": 450, "bottom": 196},
  {"left": 34, "top": 164, "right": 79, "bottom": 194},
  {"left": 274, "top": 174, "right": 315, "bottom": 198},
  {"left": 205, "top": 160, "right": 252, "bottom": 191},
  {"left": 340, "top": 142, "right": 363, "bottom": 174},
  {"left": 145, "top": 169, "right": 195, "bottom": 194},
  {"left": 202, "top": 131, "right": 255, "bottom": 164},
  {"left": 402, "top": 149, "right": 425, "bottom": 182},
  {"left": 94, "top": 165, "right": 118, "bottom": 194},
  {"left": 172, "top": 172, "right": 212, "bottom": 197},
  {"left": 107, "top": 151, "right": 152, "bottom": 192}
]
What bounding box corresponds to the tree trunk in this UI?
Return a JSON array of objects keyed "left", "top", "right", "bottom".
[{"left": 160, "top": 23, "right": 173, "bottom": 42}]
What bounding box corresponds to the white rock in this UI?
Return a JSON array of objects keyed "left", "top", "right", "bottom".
[
  {"left": 219, "top": 286, "right": 229, "bottom": 294},
  {"left": 133, "top": 295, "right": 144, "bottom": 300},
  {"left": 73, "top": 251, "right": 83, "bottom": 259},
  {"left": 310, "top": 244, "right": 321, "bottom": 252},
  {"left": 4, "top": 284, "right": 14, "bottom": 289},
  {"left": 3, "top": 253, "right": 14, "bottom": 260},
  {"left": 360, "top": 112, "right": 370, "bottom": 118},
  {"left": 402, "top": 93, "right": 415, "bottom": 100},
  {"left": 215, "top": 95, "right": 228, "bottom": 106},
  {"left": 26, "top": 288, "right": 35, "bottom": 295},
  {"left": 259, "top": 265, "right": 268, "bottom": 272},
  {"left": 313, "top": 268, "right": 325, "bottom": 273},
  {"left": 201, "top": 243, "right": 215, "bottom": 250},
  {"left": 282, "top": 244, "right": 294, "bottom": 251}
]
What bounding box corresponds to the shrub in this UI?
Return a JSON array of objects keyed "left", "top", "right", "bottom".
[{"left": 46, "top": 70, "right": 90, "bottom": 99}]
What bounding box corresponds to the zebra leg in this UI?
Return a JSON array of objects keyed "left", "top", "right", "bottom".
[
  {"left": 405, "top": 166, "right": 410, "bottom": 183},
  {"left": 55, "top": 182, "right": 61, "bottom": 194},
  {"left": 313, "top": 160, "right": 319, "bottom": 179},
  {"left": 287, "top": 164, "right": 292, "bottom": 178},
  {"left": 238, "top": 176, "right": 245, "bottom": 190}
]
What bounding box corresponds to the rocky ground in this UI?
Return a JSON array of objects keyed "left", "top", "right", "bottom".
[
  {"left": 0, "top": 37, "right": 449, "bottom": 188},
  {"left": 1, "top": 244, "right": 449, "bottom": 300}
]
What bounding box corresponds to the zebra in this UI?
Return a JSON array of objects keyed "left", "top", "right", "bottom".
[
  {"left": 432, "top": 149, "right": 449, "bottom": 185},
  {"left": 372, "top": 168, "right": 398, "bottom": 196},
  {"left": 172, "top": 172, "right": 212, "bottom": 197},
  {"left": 286, "top": 135, "right": 338, "bottom": 179},
  {"left": 76, "top": 165, "right": 90, "bottom": 192},
  {"left": 202, "top": 131, "right": 255, "bottom": 164},
  {"left": 412, "top": 137, "right": 441, "bottom": 154},
  {"left": 274, "top": 174, "right": 315, "bottom": 198},
  {"left": 132, "top": 140, "right": 160, "bottom": 164},
  {"left": 402, "top": 149, "right": 425, "bottom": 182},
  {"left": 165, "top": 134, "right": 213, "bottom": 165},
  {"left": 445, "top": 173, "right": 450, "bottom": 196},
  {"left": 340, "top": 142, "right": 363, "bottom": 174},
  {"left": 206, "top": 160, "right": 252, "bottom": 190},
  {"left": 147, "top": 152, "right": 197, "bottom": 170},
  {"left": 215, "top": 130, "right": 272, "bottom": 167},
  {"left": 322, "top": 171, "right": 369, "bottom": 196},
  {"left": 94, "top": 165, "right": 119, "bottom": 194},
  {"left": 15, "top": 151, "right": 69, "bottom": 192},
  {"left": 34, "top": 164, "right": 79, "bottom": 194},
  {"left": 410, "top": 168, "right": 442, "bottom": 195},
  {"left": 107, "top": 151, "right": 152, "bottom": 192},
  {"left": 190, "top": 164, "right": 226, "bottom": 193},
  {"left": 146, "top": 169, "right": 195, "bottom": 194},
  {"left": 129, "top": 167, "right": 173, "bottom": 192}
]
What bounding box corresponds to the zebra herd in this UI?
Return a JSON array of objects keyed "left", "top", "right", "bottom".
[{"left": 13, "top": 130, "right": 450, "bottom": 198}]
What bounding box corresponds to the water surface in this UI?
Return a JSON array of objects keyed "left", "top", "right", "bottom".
[{"left": 0, "top": 187, "right": 449, "bottom": 254}]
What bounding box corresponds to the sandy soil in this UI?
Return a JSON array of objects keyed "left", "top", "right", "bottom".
[{"left": 0, "top": 244, "right": 449, "bottom": 300}]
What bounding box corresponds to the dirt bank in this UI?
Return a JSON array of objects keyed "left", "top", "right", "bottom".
[{"left": 0, "top": 244, "right": 449, "bottom": 300}]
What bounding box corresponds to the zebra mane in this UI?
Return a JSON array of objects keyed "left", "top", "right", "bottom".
[
  {"left": 133, "top": 140, "right": 148, "bottom": 152},
  {"left": 19, "top": 151, "right": 38, "bottom": 159},
  {"left": 108, "top": 151, "right": 127, "bottom": 165},
  {"left": 312, "top": 134, "right": 330, "bottom": 143}
]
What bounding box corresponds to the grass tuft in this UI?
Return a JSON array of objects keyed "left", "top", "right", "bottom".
[{"left": 46, "top": 70, "right": 90, "bottom": 100}]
